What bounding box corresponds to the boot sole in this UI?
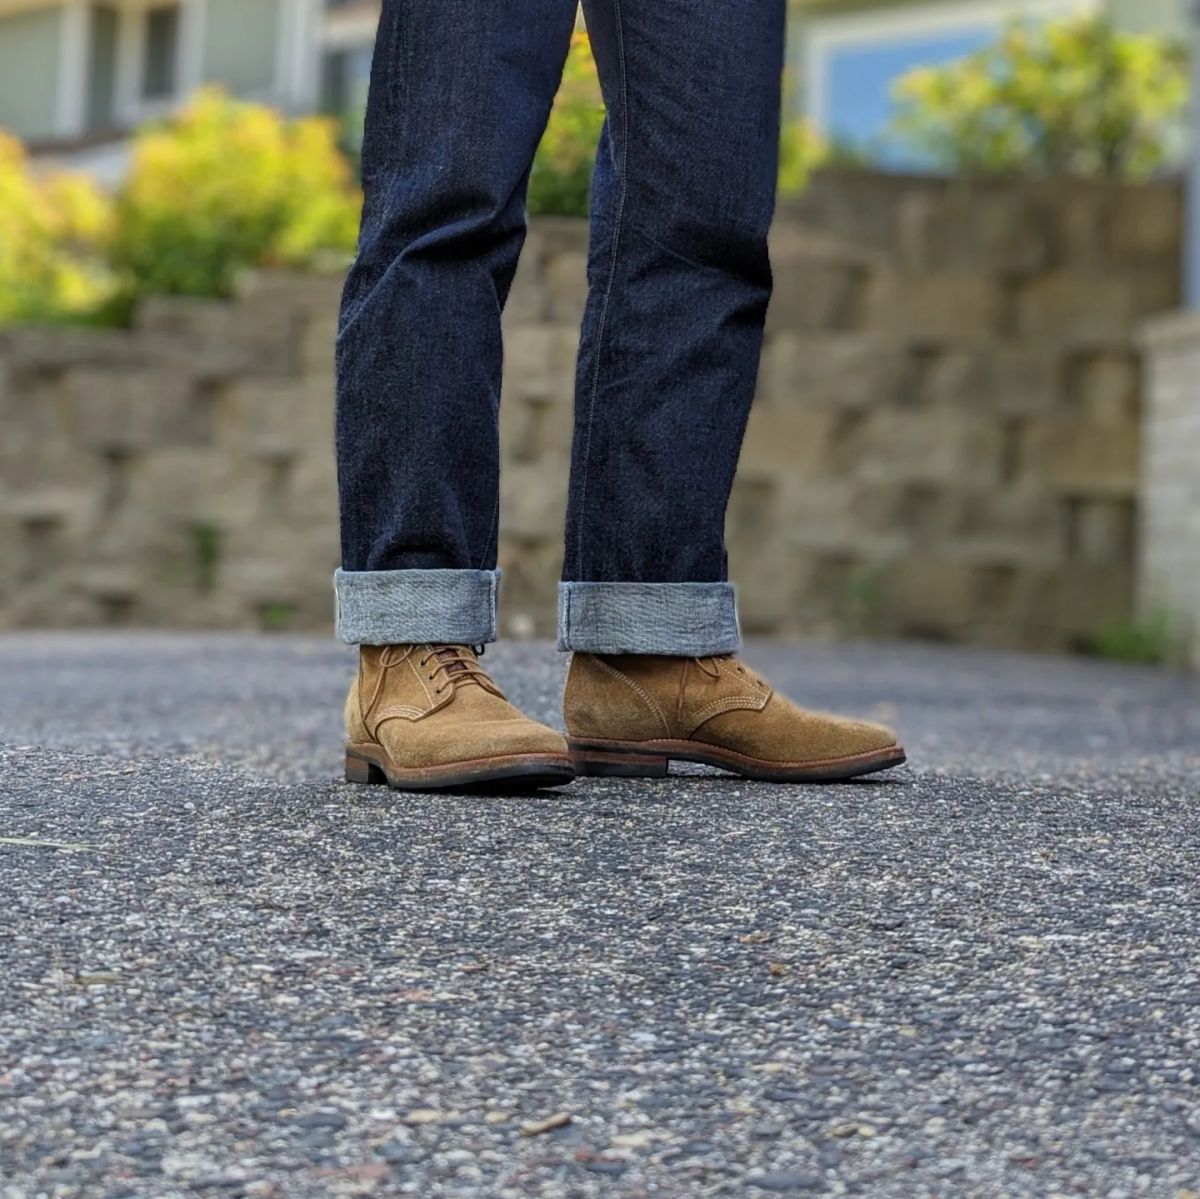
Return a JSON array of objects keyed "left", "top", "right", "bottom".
[
  {"left": 345, "top": 742, "right": 576, "bottom": 792},
  {"left": 567, "top": 737, "right": 906, "bottom": 783}
]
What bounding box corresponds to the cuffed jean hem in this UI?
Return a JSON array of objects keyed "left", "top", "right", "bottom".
[
  {"left": 556, "top": 581, "right": 741, "bottom": 655},
  {"left": 334, "top": 568, "right": 500, "bottom": 645}
]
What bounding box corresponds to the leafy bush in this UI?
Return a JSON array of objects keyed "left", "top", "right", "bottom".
[
  {"left": 892, "top": 15, "right": 1189, "bottom": 179},
  {"left": 529, "top": 32, "right": 607, "bottom": 217},
  {"left": 111, "top": 87, "right": 361, "bottom": 299},
  {"left": 0, "top": 132, "right": 118, "bottom": 324},
  {"left": 2, "top": 48, "right": 827, "bottom": 324},
  {"left": 1088, "top": 612, "right": 1174, "bottom": 665},
  {"left": 778, "top": 118, "right": 829, "bottom": 198}
]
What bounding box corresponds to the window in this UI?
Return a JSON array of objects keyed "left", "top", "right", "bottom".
[
  {"left": 86, "top": 4, "right": 120, "bottom": 131},
  {"left": 804, "top": 0, "right": 1097, "bottom": 168},
  {"left": 142, "top": 4, "right": 180, "bottom": 100}
]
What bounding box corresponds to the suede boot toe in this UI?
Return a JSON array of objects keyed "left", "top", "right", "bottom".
[{"left": 563, "top": 652, "right": 905, "bottom": 782}]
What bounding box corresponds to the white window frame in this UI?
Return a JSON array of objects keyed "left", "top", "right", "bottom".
[
  {"left": 320, "top": 1, "right": 379, "bottom": 53},
  {"left": 112, "top": 0, "right": 205, "bottom": 126},
  {"left": 804, "top": 0, "right": 1099, "bottom": 138},
  {"left": 317, "top": 0, "right": 376, "bottom": 129},
  {"left": 276, "top": 0, "right": 323, "bottom": 110},
  {"left": 56, "top": 0, "right": 92, "bottom": 136},
  {"left": 24, "top": 0, "right": 341, "bottom": 142}
]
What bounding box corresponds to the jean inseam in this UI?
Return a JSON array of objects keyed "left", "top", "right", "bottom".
[{"left": 571, "top": 0, "right": 630, "bottom": 581}]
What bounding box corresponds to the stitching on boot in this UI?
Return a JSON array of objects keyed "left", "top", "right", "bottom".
[
  {"left": 362, "top": 652, "right": 391, "bottom": 729},
  {"left": 356, "top": 666, "right": 369, "bottom": 731},
  {"left": 408, "top": 649, "right": 435, "bottom": 707},
  {"left": 687, "top": 694, "right": 772, "bottom": 734},
  {"left": 593, "top": 657, "right": 672, "bottom": 737},
  {"left": 364, "top": 646, "right": 444, "bottom": 738},
  {"left": 373, "top": 704, "right": 429, "bottom": 723}
]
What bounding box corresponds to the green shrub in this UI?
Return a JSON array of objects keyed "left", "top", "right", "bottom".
[
  {"left": 892, "top": 15, "right": 1189, "bottom": 179},
  {"left": 529, "top": 32, "right": 606, "bottom": 217},
  {"left": 111, "top": 87, "right": 362, "bottom": 299},
  {"left": 778, "top": 117, "right": 829, "bottom": 197},
  {"left": 3, "top": 48, "right": 827, "bottom": 325},
  {"left": 0, "top": 131, "right": 119, "bottom": 324},
  {"left": 1087, "top": 613, "right": 1174, "bottom": 665}
]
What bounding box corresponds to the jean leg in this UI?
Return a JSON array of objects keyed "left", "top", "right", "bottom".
[
  {"left": 558, "top": 0, "right": 786, "bottom": 654},
  {"left": 335, "top": 0, "right": 577, "bottom": 644}
]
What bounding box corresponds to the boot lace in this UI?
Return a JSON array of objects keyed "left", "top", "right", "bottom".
[
  {"left": 418, "top": 644, "right": 498, "bottom": 696},
  {"left": 693, "top": 654, "right": 763, "bottom": 688}
]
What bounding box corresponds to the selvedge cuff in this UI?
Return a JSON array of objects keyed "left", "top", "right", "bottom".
[
  {"left": 335, "top": 568, "right": 500, "bottom": 645},
  {"left": 557, "top": 581, "right": 740, "bottom": 655}
]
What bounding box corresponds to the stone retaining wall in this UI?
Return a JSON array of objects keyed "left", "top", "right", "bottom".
[{"left": 0, "top": 169, "right": 1182, "bottom": 650}]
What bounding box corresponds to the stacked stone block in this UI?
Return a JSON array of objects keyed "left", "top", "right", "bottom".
[
  {"left": 0, "top": 170, "right": 1182, "bottom": 652},
  {"left": 0, "top": 273, "right": 344, "bottom": 633}
]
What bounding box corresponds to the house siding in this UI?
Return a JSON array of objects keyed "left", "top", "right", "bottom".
[
  {"left": 793, "top": 0, "right": 1188, "bottom": 46},
  {"left": 789, "top": 0, "right": 1189, "bottom": 129},
  {"left": 201, "top": 0, "right": 281, "bottom": 95},
  {"left": 0, "top": 6, "right": 64, "bottom": 141},
  {"left": 1109, "top": 0, "right": 1187, "bottom": 37}
]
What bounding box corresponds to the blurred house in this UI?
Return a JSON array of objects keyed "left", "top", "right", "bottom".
[
  {"left": 790, "top": 0, "right": 1188, "bottom": 162},
  {"left": 0, "top": 0, "right": 376, "bottom": 180},
  {"left": 0, "top": 0, "right": 1189, "bottom": 179}
]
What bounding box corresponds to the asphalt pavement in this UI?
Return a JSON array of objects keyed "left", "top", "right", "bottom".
[{"left": 1, "top": 633, "right": 1199, "bottom": 1197}]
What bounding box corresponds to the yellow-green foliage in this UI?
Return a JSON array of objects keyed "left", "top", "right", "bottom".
[
  {"left": 893, "top": 15, "right": 1189, "bottom": 179},
  {"left": 111, "top": 87, "right": 361, "bottom": 298},
  {"left": 0, "top": 131, "right": 118, "bottom": 324},
  {"left": 778, "top": 117, "right": 829, "bottom": 198},
  {"left": 529, "top": 32, "right": 607, "bottom": 217},
  {"left": 3, "top": 52, "right": 828, "bottom": 323}
]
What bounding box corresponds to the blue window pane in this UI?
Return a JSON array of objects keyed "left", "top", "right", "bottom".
[{"left": 823, "top": 27, "right": 995, "bottom": 167}]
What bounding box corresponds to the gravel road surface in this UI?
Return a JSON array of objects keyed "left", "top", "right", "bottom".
[{"left": 2, "top": 634, "right": 1198, "bottom": 1197}]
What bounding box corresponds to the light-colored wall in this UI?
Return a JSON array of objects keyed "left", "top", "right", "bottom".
[
  {"left": 1110, "top": 0, "right": 1187, "bottom": 38},
  {"left": 789, "top": 0, "right": 1189, "bottom": 121},
  {"left": 795, "top": 0, "right": 1181, "bottom": 30},
  {"left": 0, "top": 5, "right": 64, "bottom": 141},
  {"left": 1140, "top": 312, "right": 1200, "bottom": 669},
  {"left": 201, "top": 0, "right": 281, "bottom": 95}
]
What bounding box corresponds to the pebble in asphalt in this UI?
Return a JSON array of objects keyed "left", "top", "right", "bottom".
[{"left": 1, "top": 633, "right": 1199, "bottom": 1197}]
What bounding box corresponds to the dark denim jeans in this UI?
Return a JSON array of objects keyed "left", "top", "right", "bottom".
[{"left": 335, "top": 0, "right": 786, "bottom": 653}]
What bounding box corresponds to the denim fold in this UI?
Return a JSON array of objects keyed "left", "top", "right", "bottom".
[
  {"left": 335, "top": 568, "right": 500, "bottom": 645},
  {"left": 557, "top": 581, "right": 741, "bottom": 656}
]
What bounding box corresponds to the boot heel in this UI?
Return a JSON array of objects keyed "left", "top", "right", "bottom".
[
  {"left": 568, "top": 740, "right": 669, "bottom": 779},
  {"left": 345, "top": 750, "right": 388, "bottom": 786}
]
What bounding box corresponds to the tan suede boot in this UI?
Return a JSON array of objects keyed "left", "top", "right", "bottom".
[
  {"left": 563, "top": 653, "right": 904, "bottom": 782},
  {"left": 345, "top": 644, "right": 574, "bottom": 791}
]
